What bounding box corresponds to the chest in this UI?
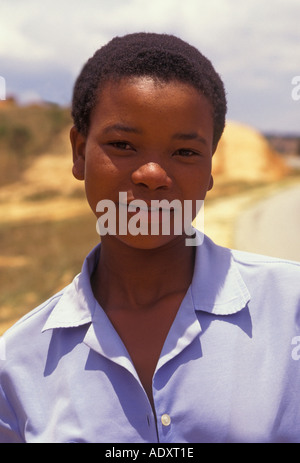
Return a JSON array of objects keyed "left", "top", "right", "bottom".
[
  {"left": 17, "top": 304, "right": 300, "bottom": 443},
  {"left": 105, "top": 293, "right": 185, "bottom": 404},
  {"left": 22, "top": 332, "right": 300, "bottom": 443}
]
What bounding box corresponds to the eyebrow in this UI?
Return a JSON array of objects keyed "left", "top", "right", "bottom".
[
  {"left": 172, "top": 132, "right": 208, "bottom": 146},
  {"left": 103, "top": 123, "right": 142, "bottom": 134},
  {"left": 103, "top": 124, "right": 208, "bottom": 146}
]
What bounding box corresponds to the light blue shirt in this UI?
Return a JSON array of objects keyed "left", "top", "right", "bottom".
[{"left": 1, "top": 233, "right": 300, "bottom": 443}]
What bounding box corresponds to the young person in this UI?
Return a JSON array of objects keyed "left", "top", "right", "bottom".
[{"left": 1, "top": 33, "right": 300, "bottom": 443}]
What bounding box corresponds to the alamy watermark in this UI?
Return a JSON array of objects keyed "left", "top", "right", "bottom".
[
  {"left": 95, "top": 192, "right": 204, "bottom": 246},
  {"left": 291, "top": 336, "right": 300, "bottom": 361},
  {"left": 0, "top": 76, "right": 6, "bottom": 100},
  {"left": 291, "top": 76, "right": 300, "bottom": 101},
  {"left": 0, "top": 336, "right": 6, "bottom": 361}
]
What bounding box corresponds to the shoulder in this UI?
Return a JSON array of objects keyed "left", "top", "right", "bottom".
[
  {"left": 0, "top": 287, "right": 67, "bottom": 370},
  {"left": 202, "top": 233, "right": 300, "bottom": 281},
  {"left": 200, "top": 234, "right": 300, "bottom": 312},
  {"left": 4, "top": 287, "right": 65, "bottom": 335},
  {"left": 0, "top": 244, "right": 100, "bottom": 369},
  {"left": 230, "top": 247, "right": 300, "bottom": 307},
  {"left": 231, "top": 247, "right": 300, "bottom": 278}
]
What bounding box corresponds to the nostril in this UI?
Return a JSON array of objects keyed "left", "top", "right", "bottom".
[{"left": 131, "top": 162, "right": 172, "bottom": 190}]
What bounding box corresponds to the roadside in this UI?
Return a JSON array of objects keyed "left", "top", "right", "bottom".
[
  {"left": 234, "top": 183, "right": 300, "bottom": 261},
  {"left": 202, "top": 176, "right": 300, "bottom": 250},
  {"left": 1, "top": 175, "right": 299, "bottom": 335}
]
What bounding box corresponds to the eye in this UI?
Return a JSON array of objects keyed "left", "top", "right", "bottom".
[
  {"left": 109, "top": 141, "right": 134, "bottom": 151},
  {"left": 174, "top": 148, "right": 199, "bottom": 157}
]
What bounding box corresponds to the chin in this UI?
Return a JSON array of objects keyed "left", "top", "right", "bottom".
[{"left": 111, "top": 232, "right": 186, "bottom": 251}]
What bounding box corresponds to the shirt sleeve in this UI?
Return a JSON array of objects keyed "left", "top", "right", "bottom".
[{"left": 0, "top": 382, "right": 23, "bottom": 443}]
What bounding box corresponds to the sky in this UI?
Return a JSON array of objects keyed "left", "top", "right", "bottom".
[{"left": 0, "top": 0, "right": 300, "bottom": 134}]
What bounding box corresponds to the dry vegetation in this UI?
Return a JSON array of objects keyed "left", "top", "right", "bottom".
[{"left": 0, "top": 100, "right": 298, "bottom": 334}]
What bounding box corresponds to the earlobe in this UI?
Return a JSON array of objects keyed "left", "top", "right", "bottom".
[
  {"left": 70, "top": 126, "right": 86, "bottom": 181},
  {"left": 208, "top": 175, "right": 214, "bottom": 191}
]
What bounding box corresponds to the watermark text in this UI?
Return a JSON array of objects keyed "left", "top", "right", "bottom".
[
  {"left": 95, "top": 192, "right": 204, "bottom": 246},
  {"left": 291, "top": 336, "right": 300, "bottom": 360},
  {"left": 0, "top": 76, "right": 6, "bottom": 100},
  {"left": 291, "top": 76, "right": 300, "bottom": 101},
  {"left": 0, "top": 336, "right": 6, "bottom": 361}
]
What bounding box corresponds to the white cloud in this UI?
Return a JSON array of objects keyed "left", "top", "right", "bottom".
[
  {"left": 1, "top": 0, "right": 299, "bottom": 131},
  {"left": 1, "top": 0, "right": 299, "bottom": 73}
]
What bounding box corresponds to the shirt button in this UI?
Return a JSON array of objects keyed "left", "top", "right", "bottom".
[{"left": 161, "top": 413, "right": 171, "bottom": 426}]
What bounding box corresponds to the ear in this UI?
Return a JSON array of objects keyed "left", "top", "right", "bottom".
[
  {"left": 70, "top": 126, "right": 86, "bottom": 181},
  {"left": 208, "top": 141, "right": 218, "bottom": 192}
]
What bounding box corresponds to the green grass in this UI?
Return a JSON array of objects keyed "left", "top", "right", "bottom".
[{"left": 0, "top": 212, "right": 99, "bottom": 326}]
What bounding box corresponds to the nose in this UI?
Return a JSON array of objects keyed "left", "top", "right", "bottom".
[{"left": 131, "top": 162, "right": 172, "bottom": 190}]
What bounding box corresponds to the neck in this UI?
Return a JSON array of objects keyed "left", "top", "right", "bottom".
[{"left": 91, "top": 235, "right": 195, "bottom": 310}]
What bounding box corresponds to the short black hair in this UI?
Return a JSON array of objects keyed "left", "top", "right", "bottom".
[{"left": 71, "top": 32, "right": 227, "bottom": 148}]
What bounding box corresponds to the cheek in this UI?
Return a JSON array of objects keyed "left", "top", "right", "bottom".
[
  {"left": 179, "top": 162, "right": 212, "bottom": 200},
  {"left": 84, "top": 150, "right": 133, "bottom": 215},
  {"left": 84, "top": 154, "right": 116, "bottom": 211}
]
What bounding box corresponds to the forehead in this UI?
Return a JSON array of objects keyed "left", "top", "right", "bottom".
[{"left": 90, "top": 77, "right": 214, "bottom": 135}]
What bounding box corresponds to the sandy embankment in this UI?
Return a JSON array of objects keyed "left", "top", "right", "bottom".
[{"left": 0, "top": 122, "right": 295, "bottom": 334}]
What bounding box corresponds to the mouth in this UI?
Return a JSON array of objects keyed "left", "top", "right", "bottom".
[
  {"left": 118, "top": 199, "right": 177, "bottom": 213},
  {"left": 119, "top": 203, "right": 172, "bottom": 213},
  {"left": 118, "top": 200, "right": 177, "bottom": 230}
]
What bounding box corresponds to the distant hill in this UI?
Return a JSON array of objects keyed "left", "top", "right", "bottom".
[
  {"left": 0, "top": 101, "right": 293, "bottom": 192},
  {"left": 0, "top": 99, "right": 72, "bottom": 186},
  {"left": 264, "top": 134, "right": 300, "bottom": 157},
  {"left": 212, "top": 121, "right": 290, "bottom": 184}
]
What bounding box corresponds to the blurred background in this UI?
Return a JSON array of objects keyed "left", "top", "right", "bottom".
[{"left": 0, "top": 0, "right": 300, "bottom": 333}]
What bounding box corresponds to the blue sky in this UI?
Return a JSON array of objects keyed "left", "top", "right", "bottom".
[{"left": 1, "top": 0, "right": 300, "bottom": 134}]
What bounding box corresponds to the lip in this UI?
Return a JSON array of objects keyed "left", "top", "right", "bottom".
[
  {"left": 118, "top": 200, "right": 177, "bottom": 212},
  {"left": 118, "top": 201, "right": 176, "bottom": 228}
]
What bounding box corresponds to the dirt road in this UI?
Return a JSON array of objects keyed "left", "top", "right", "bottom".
[
  {"left": 234, "top": 184, "right": 300, "bottom": 261},
  {"left": 0, "top": 178, "right": 299, "bottom": 335}
]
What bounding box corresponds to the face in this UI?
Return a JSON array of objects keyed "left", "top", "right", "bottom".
[{"left": 71, "top": 77, "right": 214, "bottom": 249}]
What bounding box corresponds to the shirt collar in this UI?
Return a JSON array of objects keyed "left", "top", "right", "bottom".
[
  {"left": 42, "top": 245, "right": 100, "bottom": 332},
  {"left": 42, "top": 232, "right": 250, "bottom": 332},
  {"left": 190, "top": 234, "right": 250, "bottom": 315}
]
